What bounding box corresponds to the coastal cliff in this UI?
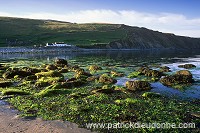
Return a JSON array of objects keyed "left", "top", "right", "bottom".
[{"left": 89, "top": 25, "right": 200, "bottom": 49}]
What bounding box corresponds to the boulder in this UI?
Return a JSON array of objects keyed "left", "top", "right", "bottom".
[
  {"left": 21, "top": 67, "right": 41, "bottom": 74},
  {"left": 142, "top": 92, "right": 161, "bottom": 98},
  {"left": 0, "top": 64, "right": 8, "bottom": 70},
  {"left": 178, "top": 64, "right": 196, "bottom": 69},
  {"left": 137, "top": 67, "right": 163, "bottom": 78},
  {"left": 145, "top": 70, "right": 163, "bottom": 78},
  {"left": 35, "top": 71, "right": 64, "bottom": 78},
  {"left": 46, "top": 64, "right": 57, "bottom": 70},
  {"left": 58, "top": 68, "right": 68, "bottom": 73},
  {"left": 125, "top": 80, "right": 151, "bottom": 91},
  {"left": 92, "top": 85, "right": 115, "bottom": 94},
  {"left": 159, "top": 66, "right": 171, "bottom": 72},
  {"left": 61, "top": 78, "right": 85, "bottom": 88},
  {"left": 3, "top": 70, "right": 33, "bottom": 79},
  {"left": 88, "top": 65, "right": 102, "bottom": 71},
  {"left": 99, "top": 74, "right": 117, "bottom": 84},
  {"left": 160, "top": 70, "right": 194, "bottom": 86},
  {"left": 74, "top": 68, "right": 92, "bottom": 79},
  {"left": 55, "top": 58, "right": 68, "bottom": 66},
  {"left": 111, "top": 71, "right": 124, "bottom": 77},
  {"left": 137, "top": 67, "right": 150, "bottom": 74}
]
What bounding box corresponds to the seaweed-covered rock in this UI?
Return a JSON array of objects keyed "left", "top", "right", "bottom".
[
  {"left": 74, "top": 68, "right": 92, "bottom": 79},
  {"left": 137, "top": 67, "right": 150, "bottom": 74},
  {"left": 92, "top": 85, "right": 115, "bottom": 94},
  {"left": 159, "top": 66, "right": 171, "bottom": 72},
  {"left": 46, "top": 64, "right": 57, "bottom": 70},
  {"left": 99, "top": 74, "right": 117, "bottom": 84},
  {"left": 25, "top": 75, "right": 37, "bottom": 80},
  {"left": 21, "top": 67, "right": 41, "bottom": 74},
  {"left": 0, "top": 81, "right": 13, "bottom": 87},
  {"left": 86, "top": 76, "right": 99, "bottom": 82},
  {"left": 0, "top": 64, "right": 8, "bottom": 70},
  {"left": 125, "top": 80, "right": 151, "bottom": 91},
  {"left": 55, "top": 58, "right": 68, "bottom": 66},
  {"left": 145, "top": 70, "right": 163, "bottom": 78},
  {"left": 68, "top": 65, "right": 80, "bottom": 72},
  {"left": 35, "top": 71, "right": 64, "bottom": 78},
  {"left": 111, "top": 71, "right": 124, "bottom": 77},
  {"left": 61, "top": 78, "right": 85, "bottom": 88},
  {"left": 35, "top": 81, "right": 50, "bottom": 87},
  {"left": 128, "top": 71, "right": 141, "bottom": 78},
  {"left": 160, "top": 70, "right": 193, "bottom": 87},
  {"left": 36, "top": 88, "right": 71, "bottom": 97},
  {"left": 142, "top": 92, "right": 161, "bottom": 98},
  {"left": 137, "top": 67, "right": 163, "bottom": 78},
  {"left": 178, "top": 64, "right": 196, "bottom": 69},
  {"left": 58, "top": 68, "right": 68, "bottom": 73},
  {"left": 88, "top": 65, "right": 102, "bottom": 71},
  {"left": 3, "top": 70, "right": 33, "bottom": 79}
]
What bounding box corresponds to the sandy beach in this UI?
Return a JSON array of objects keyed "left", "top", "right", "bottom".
[{"left": 0, "top": 100, "right": 94, "bottom": 133}]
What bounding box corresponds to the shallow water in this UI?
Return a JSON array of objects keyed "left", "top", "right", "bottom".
[{"left": 0, "top": 49, "right": 200, "bottom": 100}]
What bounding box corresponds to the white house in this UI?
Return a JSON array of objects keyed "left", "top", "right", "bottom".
[{"left": 46, "top": 42, "right": 72, "bottom": 47}]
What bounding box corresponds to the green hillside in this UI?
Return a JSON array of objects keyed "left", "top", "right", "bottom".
[
  {"left": 1, "top": 16, "right": 200, "bottom": 49},
  {"left": 0, "top": 17, "right": 126, "bottom": 47}
]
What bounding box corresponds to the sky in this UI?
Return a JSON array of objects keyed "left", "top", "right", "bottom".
[{"left": 1, "top": 0, "right": 200, "bottom": 37}]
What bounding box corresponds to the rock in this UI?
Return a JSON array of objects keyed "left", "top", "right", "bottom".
[
  {"left": 35, "top": 81, "right": 50, "bottom": 87},
  {"left": 36, "top": 88, "right": 71, "bottom": 97},
  {"left": 92, "top": 85, "right": 115, "bottom": 94},
  {"left": 21, "top": 67, "right": 41, "bottom": 74},
  {"left": 137, "top": 67, "right": 150, "bottom": 74},
  {"left": 160, "top": 70, "right": 194, "bottom": 87},
  {"left": 145, "top": 70, "right": 163, "bottom": 78},
  {"left": 99, "top": 74, "right": 117, "bottom": 84},
  {"left": 55, "top": 58, "right": 68, "bottom": 66},
  {"left": 68, "top": 65, "right": 80, "bottom": 72},
  {"left": 137, "top": 67, "right": 163, "bottom": 78},
  {"left": 88, "top": 65, "right": 102, "bottom": 71},
  {"left": 86, "top": 76, "right": 99, "bottom": 82},
  {"left": 159, "top": 66, "right": 171, "bottom": 72},
  {"left": 61, "top": 78, "right": 85, "bottom": 88},
  {"left": 3, "top": 70, "right": 33, "bottom": 79},
  {"left": 125, "top": 80, "right": 151, "bottom": 91},
  {"left": 58, "top": 68, "right": 68, "bottom": 73},
  {"left": 74, "top": 68, "right": 92, "bottom": 79},
  {"left": 0, "top": 64, "right": 8, "bottom": 70},
  {"left": 46, "top": 64, "right": 57, "bottom": 70},
  {"left": 178, "top": 64, "right": 196, "bottom": 69},
  {"left": 175, "top": 70, "right": 193, "bottom": 77},
  {"left": 25, "top": 75, "right": 37, "bottom": 80},
  {"left": 128, "top": 71, "right": 141, "bottom": 78},
  {"left": 142, "top": 92, "right": 161, "bottom": 98},
  {"left": 35, "top": 71, "right": 64, "bottom": 78},
  {"left": 111, "top": 71, "right": 124, "bottom": 77},
  {"left": 0, "top": 81, "right": 13, "bottom": 87}
]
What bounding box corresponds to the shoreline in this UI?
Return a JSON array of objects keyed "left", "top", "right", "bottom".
[
  {"left": 0, "top": 100, "right": 94, "bottom": 133},
  {"left": 0, "top": 46, "right": 196, "bottom": 54}
]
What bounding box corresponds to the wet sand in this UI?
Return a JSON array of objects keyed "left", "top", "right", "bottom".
[{"left": 0, "top": 100, "right": 94, "bottom": 133}]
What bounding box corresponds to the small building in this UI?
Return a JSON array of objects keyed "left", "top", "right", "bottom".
[{"left": 46, "top": 42, "right": 72, "bottom": 47}]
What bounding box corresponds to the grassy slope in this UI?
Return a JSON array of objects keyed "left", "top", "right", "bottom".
[{"left": 0, "top": 17, "right": 126, "bottom": 47}]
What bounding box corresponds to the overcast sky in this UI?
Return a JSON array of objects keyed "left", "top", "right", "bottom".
[{"left": 1, "top": 0, "right": 200, "bottom": 37}]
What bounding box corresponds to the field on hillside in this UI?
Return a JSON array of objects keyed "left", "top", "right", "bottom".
[{"left": 0, "top": 17, "right": 126, "bottom": 47}]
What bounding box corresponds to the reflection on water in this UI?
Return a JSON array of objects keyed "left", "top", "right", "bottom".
[{"left": 0, "top": 49, "right": 200, "bottom": 100}]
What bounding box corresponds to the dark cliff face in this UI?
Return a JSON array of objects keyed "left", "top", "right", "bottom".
[{"left": 99, "top": 25, "right": 200, "bottom": 49}]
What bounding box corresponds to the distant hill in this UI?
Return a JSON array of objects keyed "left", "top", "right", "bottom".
[{"left": 0, "top": 16, "right": 200, "bottom": 49}]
